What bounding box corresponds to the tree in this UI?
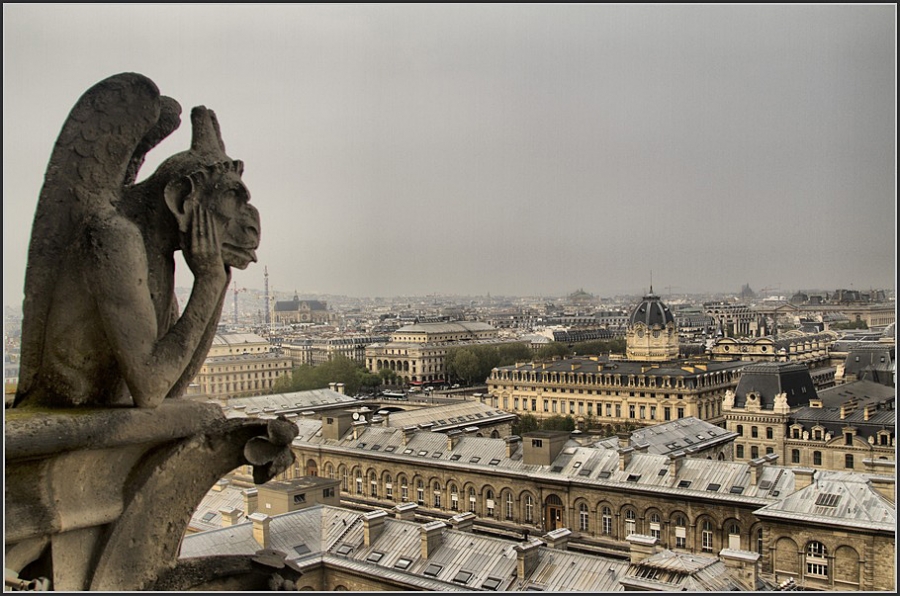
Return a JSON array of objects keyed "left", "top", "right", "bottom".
[
  {"left": 536, "top": 342, "right": 571, "bottom": 360},
  {"left": 513, "top": 413, "right": 541, "bottom": 436},
  {"left": 497, "top": 342, "right": 533, "bottom": 366},
  {"left": 448, "top": 348, "right": 480, "bottom": 386}
]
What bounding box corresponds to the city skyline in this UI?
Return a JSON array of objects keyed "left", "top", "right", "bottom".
[{"left": 3, "top": 4, "right": 896, "bottom": 308}]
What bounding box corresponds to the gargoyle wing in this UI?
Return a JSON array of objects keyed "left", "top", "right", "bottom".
[{"left": 15, "top": 73, "right": 182, "bottom": 405}]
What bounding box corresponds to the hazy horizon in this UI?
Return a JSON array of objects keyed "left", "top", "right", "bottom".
[{"left": 4, "top": 5, "right": 896, "bottom": 308}]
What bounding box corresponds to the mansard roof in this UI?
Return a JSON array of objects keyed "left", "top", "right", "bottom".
[{"left": 731, "top": 362, "right": 817, "bottom": 409}]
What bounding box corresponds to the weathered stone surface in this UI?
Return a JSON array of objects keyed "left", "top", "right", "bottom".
[{"left": 13, "top": 71, "right": 260, "bottom": 410}]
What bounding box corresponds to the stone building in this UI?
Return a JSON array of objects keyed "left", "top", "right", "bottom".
[
  {"left": 625, "top": 290, "right": 679, "bottom": 362},
  {"left": 365, "top": 320, "right": 525, "bottom": 386},
  {"left": 188, "top": 332, "right": 292, "bottom": 399},
  {"left": 487, "top": 356, "right": 744, "bottom": 428},
  {"left": 722, "top": 362, "right": 895, "bottom": 474},
  {"left": 273, "top": 293, "right": 332, "bottom": 325},
  {"left": 283, "top": 334, "right": 390, "bottom": 367},
  {"left": 240, "top": 413, "right": 895, "bottom": 591}
]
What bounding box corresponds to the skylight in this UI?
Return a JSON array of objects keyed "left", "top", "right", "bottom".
[
  {"left": 367, "top": 551, "right": 384, "bottom": 563},
  {"left": 453, "top": 570, "right": 474, "bottom": 584},
  {"left": 424, "top": 563, "right": 443, "bottom": 577},
  {"left": 394, "top": 558, "right": 412, "bottom": 570}
]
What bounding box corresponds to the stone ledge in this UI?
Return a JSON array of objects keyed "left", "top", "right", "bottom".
[{"left": 5, "top": 400, "right": 225, "bottom": 459}]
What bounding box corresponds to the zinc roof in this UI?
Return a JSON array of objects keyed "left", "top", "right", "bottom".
[{"left": 754, "top": 471, "right": 895, "bottom": 532}]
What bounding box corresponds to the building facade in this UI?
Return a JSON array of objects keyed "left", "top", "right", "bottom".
[
  {"left": 257, "top": 415, "right": 895, "bottom": 591},
  {"left": 487, "top": 357, "right": 744, "bottom": 428}
]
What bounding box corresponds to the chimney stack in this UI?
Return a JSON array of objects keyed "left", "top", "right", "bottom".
[
  {"left": 363, "top": 509, "right": 389, "bottom": 546},
  {"left": 719, "top": 548, "right": 760, "bottom": 591},
  {"left": 353, "top": 420, "right": 367, "bottom": 440},
  {"left": 627, "top": 534, "right": 658, "bottom": 564},
  {"left": 505, "top": 435, "right": 521, "bottom": 458},
  {"left": 242, "top": 488, "right": 259, "bottom": 515},
  {"left": 794, "top": 468, "right": 815, "bottom": 491},
  {"left": 749, "top": 456, "right": 766, "bottom": 486},
  {"left": 219, "top": 507, "right": 244, "bottom": 527},
  {"left": 420, "top": 521, "right": 446, "bottom": 559},
  {"left": 513, "top": 539, "right": 542, "bottom": 579},
  {"left": 617, "top": 431, "right": 632, "bottom": 449},
  {"left": 449, "top": 511, "right": 476, "bottom": 533},
  {"left": 542, "top": 528, "right": 571, "bottom": 550},
  {"left": 335, "top": 383, "right": 345, "bottom": 395},
  {"left": 668, "top": 450, "right": 686, "bottom": 480},
  {"left": 618, "top": 446, "right": 634, "bottom": 471},
  {"left": 447, "top": 430, "right": 463, "bottom": 451},
  {"left": 402, "top": 426, "right": 417, "bottom": 446},
  {"left": 249, "top": 512, "right": 271, "bottom": 549},
  {"left": 394, "top": 502, "right": 418, "bottom": 521}
]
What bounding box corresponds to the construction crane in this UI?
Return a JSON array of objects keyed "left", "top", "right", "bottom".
[{"left": 232, "top": 282, "right": 248, "bottom": 325}]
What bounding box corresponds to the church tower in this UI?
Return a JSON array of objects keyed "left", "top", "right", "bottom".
[{"left": 625, "top": 287, "right": 679, "bottom": 361}]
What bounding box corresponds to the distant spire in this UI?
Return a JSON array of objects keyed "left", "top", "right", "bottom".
[{"left": 649, "top": 270, "right": 653, "bottom": 295}]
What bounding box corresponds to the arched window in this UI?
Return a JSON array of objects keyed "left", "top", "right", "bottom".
[
  {"left": 674, "top": 515, "right": 687, "bottom": 549},
  {"left": 400, "top": 476, "right": 408, "bottom": 502},
  {"left": 766, "top": 427, "right": 774, "bottom": 440},
  {"left": 524, "top": 495, "right": 534, "bottom": 522},
  {"left": 370, "top": 472, "right": 378, "bottom": 497},
  {"left": 433, "top": 482, "right": 442, "bottom": 508},
  {"left": 766, "top": 446, "right": 774, "bottom": 455},
  {"left": 756, "top": 528, "right": 764, "bottom": 555},
  {"left": 751, "top": 446, "right": 759, "bottom": 459},
  {"left": 806, "top": 541, "right": 828, "bottom": 578},
  {"left": 416, "top": 480, "right": 424, "bottom": 505},
  {"left": 649, "top": 513, "right": 661, "bottom": 540},
  {"left": 341, "top": 467, "right": 348, "bottom": 492},
  {"left": 579, "top": 503, "right": 590, "bottom": 531},
  {"left": 751, "top": 426, "right": 759, "bottom": 438},
  {"left": 701, "top": 520, "right": 714, "bottom": 552},
  {"left": 485, "top": 489, "right": 495, "bottom": 517},
  {"left": 385, "top": 474, "right": 393, "bottom": 500},
  {"left": 602, "top": 507, "right": 613, "bottom": 535},
  {"left": 736, "top": 425, "right": 744, "bottom": 436},
  {"left": 727, "top": 522, "right": 741, "bottom": 549},
  {"left": 450, "top": 484, "right": 459, "bottom": 510},
  {"left": 845, "top": 454, "right": 854, "bottom": 469},
  {"left": 468, "top": 487, "right": 477, "bottom": 512},
  {"left": 506, "top": 493, "right": 514, "bottom": 520},
  {"left": 355, "top": 470, "right": 363, "bottom": 495},
  {"left": 624, "top": 509, "right": 636, "bottom": 536},
  {"left": 325, "top": 463, "right": 334, "bottom": 479}
]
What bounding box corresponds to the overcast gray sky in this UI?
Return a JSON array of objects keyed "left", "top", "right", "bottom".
[{"left": 3, "top": 4, "right": 896, "bottom": 306}]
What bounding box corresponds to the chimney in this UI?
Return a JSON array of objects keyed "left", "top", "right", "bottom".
[
  {"left": 394, "top": 502, "right": 418, "bottom": 521},
  {"left": 627, "top": 534, "right": 658, "bottom": 564},
  {"left": 449, "top": 511, "right": 475, "bottom": 533},
  {"left": 863, "top": 404, "right": 877, "bottom": 421},
  {"left": 633, "top": 441, "right": 649, "bottom": 454},
  {"left": 447, "top": 430, "right": 463, "bottom": 451},
  {"left": 363, "top": 509, "right": 389, "bottom": 546},
  {"left": 617, "top": 431, "right": 632, "bottom": 449},
  {"left": 542, "top": 528, "right": 571, "bottom": 550},
  {"left": 867, "top": 477, "right": 896, "bottom": 502},
  {"left": 402, "top": 425, "right": 417, "bottom": 445},
  {"left": 322, "top": 411, "right": 353, "bottom": 441},
  {"left": 794, "top": 468, "right": 815, "bottom": 491},
  {"left": 353, "top": 420, "right": 367, "bottom": 440},
  {"left": 719, "top": 548, "right": 760, "bottom": 591},
  {"left": 242, "top": 488, "right": 259, "bottom": 515},
  {"left": 219, "top": 506, "right": 244, "bottom": 527},
  {"left": 382, "top": 412, "right": 391, "bottom": 427},
  {"left": 513, "top": 539, "right": 542, "bottom": 579},
  {"left": 618, "top": 446, "right": 634, "bottom": 471},
  {"left": 329, "top": 382, "right": 337, "bottom": 392},
  {"left": 505, "top": 435, "right": 521, "bottom": 457},
  {"left": 748, "top": 456, "right": 766, "bottom": 486},
  {"left": 420, "top": 521, "right": 446, "bottom": 559},
  {"left": 335, "top": 383, "right": 345, "bottom": 395},
  {"left": 840, "top": 400, "right": 858, "bottom": 419},
  {"left": 249, "top": 512, "right": 271, "bottom": 549},
  {"left": 212, "top": 478, "right": 229, "bottom": 492},
  {"left": 668, "top": 450, "right": 686, "bottom": 480}
]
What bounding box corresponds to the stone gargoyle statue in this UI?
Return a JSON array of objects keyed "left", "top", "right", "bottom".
[
  {"left": 5, "top": 73, "right": 301, "bottom": 591},
  {"left": 14, "top": 71, "right": 260, "bottom": 409}
]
